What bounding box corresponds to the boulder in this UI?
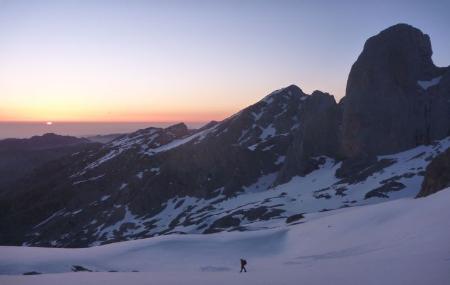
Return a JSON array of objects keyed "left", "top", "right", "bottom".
[{"left": 416, "top": 148, "right": 450, "bottom": 197}]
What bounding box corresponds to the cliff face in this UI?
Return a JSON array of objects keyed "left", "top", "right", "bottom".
[
  {"left": 275, "top": 91, "right": 341, "bottom": 184},
  {"left": 341, "top": 23, "right": 450, "bottom": 158},
  {"left": 417, "top": 148, "right": 450, "bottom": 198}
]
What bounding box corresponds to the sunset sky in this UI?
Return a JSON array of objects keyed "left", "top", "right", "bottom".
[{"left": 0, "top": 0, "right": 449, "bottom": 123}]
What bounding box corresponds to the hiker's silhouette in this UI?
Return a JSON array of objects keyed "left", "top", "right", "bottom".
[{"left": 240, "top": 258, "right": 247, "bottom": 272}]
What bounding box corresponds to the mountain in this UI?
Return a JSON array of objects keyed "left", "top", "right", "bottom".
[
  {"left": 341, "top": 24, "right": 450, "bottom": 158},
  {"left": 0, "top": 133, "right": 90, "bottom": 150},
  {"left": 0, "top": 23, "right": 449, "bottom": 248},
  {"left": 0, "top": 133, "right": 96, "bottom": 194}
]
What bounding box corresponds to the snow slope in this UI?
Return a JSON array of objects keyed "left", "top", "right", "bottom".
[
  {"left": 1, "top": 188, "right": 450, "bottom": 285},
  {"left": 70, "top": 137, "right": 449, "bottom": 243}
]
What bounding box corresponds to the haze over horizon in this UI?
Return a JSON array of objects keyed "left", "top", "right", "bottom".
[{"left": 1, "top": 0, "right": 450, "bottom": 124}]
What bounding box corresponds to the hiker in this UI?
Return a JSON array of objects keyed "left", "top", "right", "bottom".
[{"left": 240, "top": 258, "right": 247, "bottom": 272}]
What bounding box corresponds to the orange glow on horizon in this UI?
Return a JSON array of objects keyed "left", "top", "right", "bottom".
[
  {"left": 0, "top": 107, "right": 233, "bottom": 124},
  {"left": 0, "top": 84, "right": 256, "bottom": 124}
]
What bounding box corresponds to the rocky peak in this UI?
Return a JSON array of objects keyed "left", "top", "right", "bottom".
[
  {"left": 202, "top": 84, "right": 306, "bottom": 149},
  {"left": 165, "top": 123, "right": 189, "bottom": 137},
  {"left": 275, "top": 90, "right": 341, "bottom": 184},
  {"left": 110, "top": 122, "right": 190, "bottom": 150},
  {"left": 341, "top": 23, "right": 450, "bottom": 158},
  {"left": 261, "top": 84, "right": 305, "bottom": 104},
  {"left": 361, "top": 23, "right": 438, "bottom": 82},
  {"left": 308, "top": 90, "right": 337, "bottom": 105}
]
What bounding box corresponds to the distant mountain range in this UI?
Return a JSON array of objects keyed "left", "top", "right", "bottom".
[
  {"left": 0, "top": 23, "right": 449, "bottom": 247},
  {"left": 0, "top": 133, "right": 96, "bottom": 194}
]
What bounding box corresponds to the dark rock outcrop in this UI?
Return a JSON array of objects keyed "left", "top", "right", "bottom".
[
  {"left": 22, "top": 271, "right": 42, "bottom": 275},
  {"left": 285, "top": 213, "right": 304, "bottom": 224},
  {"left": 364, "top": 181, "right": 406, "bottom": 199},
  {"left": 276, "top": 91, "right": 341, "bottom": 184},
  {"left": 341, "top": 23, "right": 450, "bottom": 158},
  {"left": 71, "top": 265, "right": 92, "bottom": 272},
  {"left": 416, "top": 148, "right": 450, "bottom": 197}
]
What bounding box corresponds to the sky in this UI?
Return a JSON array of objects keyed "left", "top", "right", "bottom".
[{"left": 0, "top": 0, "right": 449, "bottom": 124}]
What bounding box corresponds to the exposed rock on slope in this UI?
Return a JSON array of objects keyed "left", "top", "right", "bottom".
[
  {"left": 276, "top": 91, "right": 341, "bottom": 184},
  {"left": 417, "top": 148, "right": 450, "bottom": 197},
  {"left": 341, "top": 23, "right": 450, "bottom": 158}
]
